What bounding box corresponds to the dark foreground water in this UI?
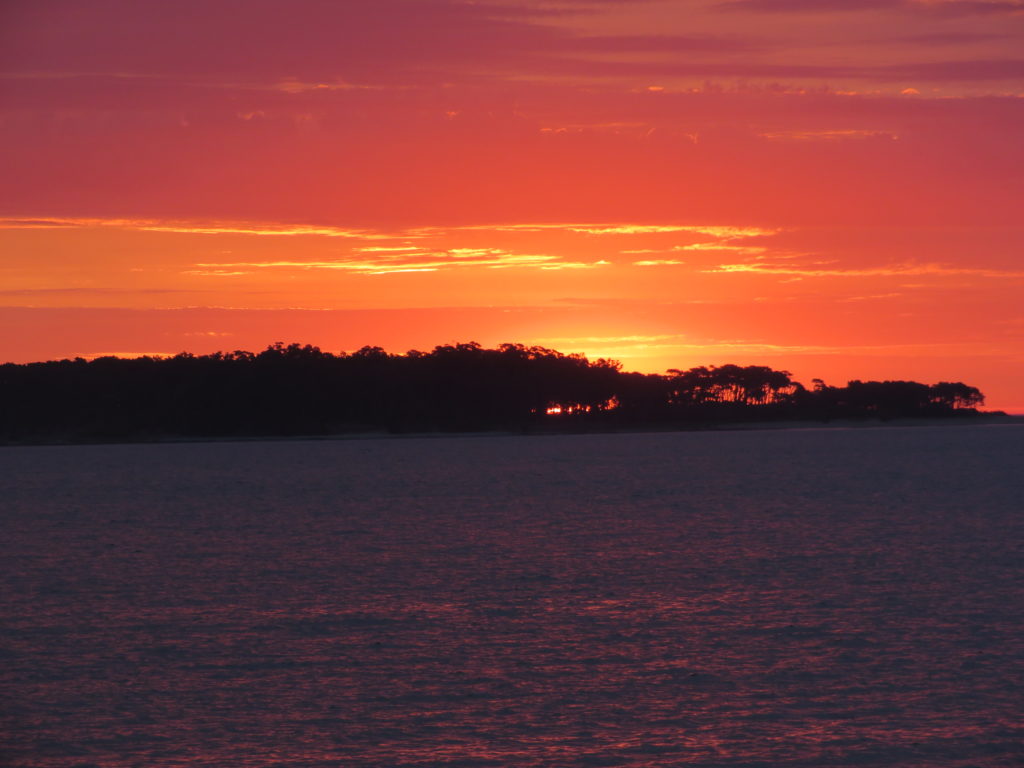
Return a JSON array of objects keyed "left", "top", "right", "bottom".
[{"left": 2, "top": 425, "right": 1023, "bottom": 767}]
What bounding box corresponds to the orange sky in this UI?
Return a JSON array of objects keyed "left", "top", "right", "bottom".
[{"left": 1, "top": 0, "right": 1022, "bottom": 411}]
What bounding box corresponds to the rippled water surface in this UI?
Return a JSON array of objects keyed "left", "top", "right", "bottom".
[{"left": 3, "top": 425, "right": 1023, "bottom": 767}]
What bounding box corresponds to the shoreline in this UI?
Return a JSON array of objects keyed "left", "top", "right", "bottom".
[{"left": 3, "top": 412, "right": 1020, "bottom": 448}]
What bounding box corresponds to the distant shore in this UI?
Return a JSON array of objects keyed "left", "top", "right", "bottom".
[
  {"left": 0, "top": 344, "right": 1007, "bottom": 446},
  {"left": 680, "top": 412, "right": 1024, "bottom": 433},
  {"left": 3, "top": 411, "right": 1019, "bottom": 448}
]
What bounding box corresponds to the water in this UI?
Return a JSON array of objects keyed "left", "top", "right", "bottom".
[{"left": 2, "top": 425, "right": 1023, "bottom": 767}]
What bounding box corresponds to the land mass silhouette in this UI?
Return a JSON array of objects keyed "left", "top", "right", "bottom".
[{"left": 0, "top": 342, "right": 1000, "bottom": 444}]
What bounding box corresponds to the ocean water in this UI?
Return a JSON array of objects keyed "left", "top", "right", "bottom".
[{"left": 2, "top": 425, "right": 1022, "bottom": 767}]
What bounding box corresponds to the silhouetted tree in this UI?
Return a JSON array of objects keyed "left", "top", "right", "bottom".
[
  {"left": 0, "top": 343, "right": 991, "bottom": 443},
  {"left": 667, "top": 364, "right": 798, "bottom": 406},
  {"left": 930, "top": 381, "right": 984, "bottom": 410}
]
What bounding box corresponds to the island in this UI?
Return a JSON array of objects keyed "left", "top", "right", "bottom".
[{"left": 0, "top": 342, "right": 1009, "bottom": 444}]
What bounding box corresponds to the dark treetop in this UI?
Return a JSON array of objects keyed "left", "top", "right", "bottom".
[{"left": 0, "top": 342, "right": 987, "bottom": 443}]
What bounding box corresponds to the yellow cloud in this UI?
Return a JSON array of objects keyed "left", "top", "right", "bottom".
[
  {"left": 759, "top": 130, "right": 899, "bottom": 142},
  {"left": 0, "top": 216, "right": 386, "bottom": 239},
  {"left": 1, "top": 217, "right": 778, "bottom": 248},
  {"left": 677, "top": 243, "right": 768, "bottom": 253},
  {"left": 709, "top": 262, "right": 1024, "bottom": 278},
  {"left": 447, "top": 223, "right": 778, "bottom": 239},
  {"left": 193, "top": 250, "right": 602, "bottom": 275},
  {"left": 182, "top": 270, "right": 253, "bottom": 276}
]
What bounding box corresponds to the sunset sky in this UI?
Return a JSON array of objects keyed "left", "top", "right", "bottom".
[{"left": 1, "top": 0, "right": 1022, "bottom": 410}]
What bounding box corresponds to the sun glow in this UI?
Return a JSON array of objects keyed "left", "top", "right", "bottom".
[{"left": 543, "top": 397, "right": 620, "bottom": 416}]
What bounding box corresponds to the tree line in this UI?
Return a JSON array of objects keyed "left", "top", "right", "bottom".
[{"left": 0, "top": 342, "right": 987, "bottom": 442}]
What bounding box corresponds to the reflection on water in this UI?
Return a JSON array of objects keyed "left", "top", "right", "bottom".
[{"left": 2, "top": 426, "right": 1023, "bottom": 766}]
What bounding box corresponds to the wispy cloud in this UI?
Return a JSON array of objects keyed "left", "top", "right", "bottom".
[
  {"left": 677, "top": 243, "right": 769, "bottom": 254},
  {"left": 1, "top": 216, "right": 778, "bottom": 244},
  {"left": 0, "top": 216, "right": 387, "bottom": 239},
  {"left": 451, "top": 223, "right": 779, "bottom": 239},
  {"left": 718, "top": 0, "right": 1024, "bottom": 15},
  {"left": 2, "top": 214, "right": 784, "bottom": 275},
  {"left": 718, "top": 0, "right": 903, "bottom": 12},
  {"left": 193, "top": 250, "right": 605, "bottom": 275},
  {"left": 623, "top": 242, "right": 768, "bottom": 256},
  {"left": 912, "top": 0, "right": 1024, "bottom": 16},
  {"left": 758, "top": 129, "right": 899, "bottom": 141},
  {"left": 567, "top": 224, "right": 777, "bottom": 238},
  {"left": 708, "top": 261, "right": 1024, "bottom": 278},
  {"left": 182, "top": 270, "right": 254, "bottom": 277},
  {"left": 558, "top": 34, "right": 761, "bottom": 54},
  {"left": 0, "top": 287, "right": 198, "bottom": 295}
]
